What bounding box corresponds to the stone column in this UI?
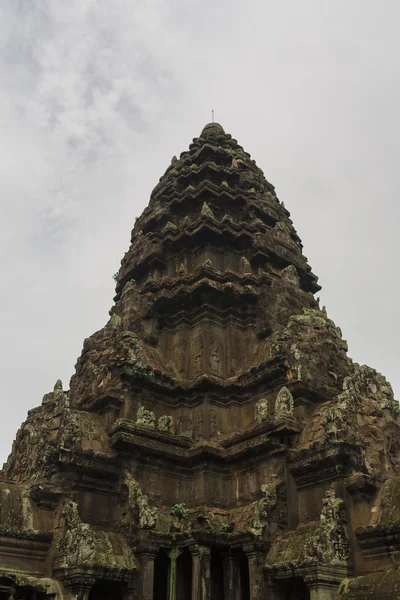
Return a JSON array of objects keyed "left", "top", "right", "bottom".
[
  {"left": 123, "top": 583, "right": 136, "bottom": 600},
  {"left": 223, "top": 552, "right": 241, "bottom": 600},
  {"left": 191, "top": 544, "right": 211, "bottom": 600},
  {"left": 245, "top": 550, "right": 264, "bottom": 600},
  {"left": 137, "top": 550, "right": 158, "bottom": 600},
  {"left": 304, "top": 566, "right": 348, "bottom": 600},
  {"left": 307, "top": 582, "right": 338, "bottom": 600},
  {"left": 168, "top": 548, "right": 184, "bottom": 600},
  {"left": 263, "top": 581, "right": 286, "bottom": 600},
  {"left": 64, "top": 578, "right": 95, "bottom": 600}
]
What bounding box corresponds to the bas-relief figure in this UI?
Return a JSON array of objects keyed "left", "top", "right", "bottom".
[
  {"left": 135, "top": 405, "right": 156, "bottom": 429},
  {"left": 274, "top": 386, "right": 294, "bottom": 421},
  {"left": 255, "top": 397, "right": 269, "bottom": 423},
  {"left": 209, "top": 337, "right": 222, "bottom": 376},
  {"left": 192, "top": 336, "right": 204, "bottom": 377},
  {"left": 2, "top": 121, "right": 400, "bottom": 600},
  {"left": 209, "top": 410, "right": 218, "bottom": 438}
]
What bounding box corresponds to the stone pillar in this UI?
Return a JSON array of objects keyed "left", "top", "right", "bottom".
[
  {"left": 64, "top": 578, "right": 95, "bottom": 600},
  {"left": 123, "top": 583, "right": 136, "bottom": 600},
  {"left": 304, "top": 566, "right": 348, "bottom": 600},
  {"left": 223, "top": 552, "right": 241, "bottom": 600},
  {"left": 168, "top": 547, "right": 184, "bottom": 600},
  {"left": 263, "top": 579, "right": 286, "bottom": 600},
  {"left": 307, "top": 582, "right": 338, "bottom": 600},
  {"left": 137, "top": 550, "right": 157, "bottom": 600},
  {"left": 191, "top": 544, "right": 211, "bottom": 600},
  {"left": 245, "top": 549, "right": 264, "bottom": 600}
]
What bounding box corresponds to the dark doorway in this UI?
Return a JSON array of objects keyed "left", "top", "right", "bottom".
[
  {"left": 89, "top": 580, "right": 123, "bottom": 600},
  {"left": 279, "top": 577, "right": 310, "bottom": 600},
  {"left": 211, "top": 547, "right": 224, "bottom": 600},
  {"left": 238, "top": 550, "right": 250, "bottom": 600},
  {"left": 177, "top": 548, "right": 192, "bottom": 600},
  {"left": 154, "top": 549, "right": 170, "bottom": 600},
  {"left": 0, "top": 577, "right": 13, "bottom": 600}
]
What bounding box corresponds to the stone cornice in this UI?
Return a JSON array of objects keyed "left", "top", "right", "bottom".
[{"left": 109, "top": 418, "right": 297, "bottom": 463}]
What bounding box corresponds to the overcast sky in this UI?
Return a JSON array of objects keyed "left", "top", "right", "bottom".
[{"left": 1, "top": 0, "right": 399, "bottom": 464}]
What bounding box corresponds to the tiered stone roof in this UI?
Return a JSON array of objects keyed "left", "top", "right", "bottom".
[{"left": 1, "top": 123, "right": 399, "bottom": 600}]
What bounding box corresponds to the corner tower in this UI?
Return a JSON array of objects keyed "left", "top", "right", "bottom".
[{"left": 2, "top": 123, "right": 400, "bottom": 600}]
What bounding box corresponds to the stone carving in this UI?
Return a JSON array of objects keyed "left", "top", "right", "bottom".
[
  {"left": 281, "top": 264, "right": 299, "bottom": 284},
  {"left": 42, "top": 379, "right": 68, "bottom": 406},
  {"left": 274, "top": 386, "right": 294, "bottom": 421},
  {"left": 230, "top": 333, "right": 245, "bottom": 375},
  {"left": 341, "top": 363, "right": 399, "bottom": 418},
  {"left": 4, "top": 380, "right": 84, "bottom": 484},
  {"left": 54, "top": 498, "right": 97, "bottom": 568},
  {"left": 162, "top": 220, "right": 177, "bottom": 232},
  {"left": 177, "top": 416, "right": 193, "bottom": 438},
  {"left": 192, "top": 337, "right": 204, "bottom": 376},
  {"left": 249, "top": 476, "right": 280, "bottom": 536},
  {"left": 320, "top": 402, "right": 350, "bottom": 444},
  {"left": 194, "top": 410, "right": 203, "bottom": 441},
  {"left": 239, "top": 256, "right": 252, "bottom": 274},
  {"left": 209, "top": 410, "right": 217, "bottom": 438},
  {"left": 255, "top": 397, "right": 269, "bottom": 423},
  {"left": 318, "top": 487, "right": 349, "bottom": 563},
  {"left": 201, "top": 202, "right": 214, "bottom": 218},
  {"left": 135, "top": 406, "right": 156, "bottom": 429},
  {"left": 120, "top": 471, "right": 158, "bottom": 536},
  {"left": 210, "top": 480, "right": 221, "bottom": 502},
  {"left": 158, "top": 415, "right": 174, "bottom": 433},
  {"left": 209, "top": 337, "right": 222, "bottom": 375}
]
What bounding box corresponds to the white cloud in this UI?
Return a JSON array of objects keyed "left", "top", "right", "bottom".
[{"left": 1, "top": 0, "right": 400, "bottom": 462}]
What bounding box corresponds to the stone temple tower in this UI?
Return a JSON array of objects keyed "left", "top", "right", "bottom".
[{"left": 2, "top": 123, "right": 400, "bottom": 600}]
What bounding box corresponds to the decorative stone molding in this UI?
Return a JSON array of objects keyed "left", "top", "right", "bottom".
[
  {"left": 135, "top": 406, "right": 156, "bottom": 429},
  {"left": 249, "top": 475, "right": 280, "bottom": 536},
  {"left": 239, "top": 256, "right": 252, "bottom": 274},
  {"left": 201, "top": 202, "right": 214, "bottom": 218},
  {"left": 158, "top": 415, "right": 174, "bottom": 433},
  {"left": 120, "top": 471, "right": 158, "bottom": 535}
]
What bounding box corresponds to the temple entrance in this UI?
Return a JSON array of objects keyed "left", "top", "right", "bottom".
[
  {"left": 88, "top": 580, "right": 124, "bottom": 600},
  {"left": 154, "top": 549, "right": 170, "bottom": 600},
  {"left": 238, "top": 550, "right": 250, "bottom": 600},
  {"left": 153, "top": 547, "right": 192, "bottom": 600},
  {"left": 176, "top": 548, "right": 192, "bottom": 600},
  {"left": 211, "top": 547, "right": 225, "bottom": 600},
  {"left": 275, "top": 577, "right": 310, "bottom": 600},
  {"left": 0, "top": 577, "right": 13, "bottom": 600}
]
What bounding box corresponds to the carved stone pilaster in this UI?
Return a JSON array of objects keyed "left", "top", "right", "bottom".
[
  {"left": 190, "top": 544, "right": 211, "bottom": 600},
  {"left": 244, "top": 548, "right": 264, "bottom": 600},
  {"left": 137, "top": 549, "right": 158, "bottom": 600},
  {"left": 264, "top": 580, "right": 286, "bottom": 600},
  {"left": 168, "top": 547, "right": 184, "bottom": 600},
  {"left": 123, "top": 584, "right": 136, "bottom": 600},
  {"left": 222, "top": 551, "right": 241, "bottom": 600},
  {"left": 64, "top": 577, "right": 95, "bottom": 600},
  {"left": 303, "top": 565, "right": 349, "bottom": 600}
]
